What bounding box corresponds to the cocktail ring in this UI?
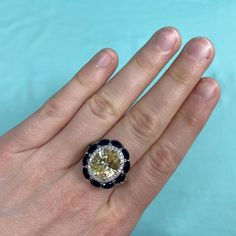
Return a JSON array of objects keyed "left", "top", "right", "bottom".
[{"left": 82, "top": 139, "right": 130, "bottom": 189}]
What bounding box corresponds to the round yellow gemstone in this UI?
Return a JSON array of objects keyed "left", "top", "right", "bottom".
[{"left": 90, "top": 148, "right": 121, "bottom": 181}]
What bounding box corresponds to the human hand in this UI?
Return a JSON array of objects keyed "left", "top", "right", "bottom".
[{"left": 0, "top": 27, "right": 220, "bottom": 236}]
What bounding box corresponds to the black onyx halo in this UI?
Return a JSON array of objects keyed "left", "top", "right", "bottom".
[{"left": 82, "top": 139, "right": 130, "bottom": 189}]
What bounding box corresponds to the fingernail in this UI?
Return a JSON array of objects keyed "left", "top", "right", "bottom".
[
  {"left": 185, "top": 38, "right": 213, "bottom": 62},
  {"left": 194, "top": 79, "right": 218, "bottom": 101},
  {"left": 94, "top": 49, "right": 114, "bottom": 68},
  {"left": 153, "top": 28, "right": 178, "bottom": 53}
]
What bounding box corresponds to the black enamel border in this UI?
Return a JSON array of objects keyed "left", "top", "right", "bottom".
[
  {"left": 97, "top": 139, "right": 110, "bottom": 146},
  {"left": 87, "top": 143, "right": 97, "bottom": 154},
  {"left": 82, "top": 139, "right": 130, "bottom": 189},
  {"left": 110, "top": 140, "right": 123, "bottom": 149},
  {"left": 82, "top": 153, "right": 90, "bottom": 166}
]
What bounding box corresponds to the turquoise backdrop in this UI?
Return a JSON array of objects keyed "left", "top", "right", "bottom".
[{"left": 0, "top": 1, "right": 235, "bottom": 235}]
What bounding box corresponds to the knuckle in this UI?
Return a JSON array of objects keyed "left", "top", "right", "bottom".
[
  {"left": 168, "top": 66, "right": 192, "bottom": 86},
  {"left": 128, "top": 108, "right": 160, "bottom": 142},
  {"left": 133, "top": 51, "right": 155, "bottom": 76},
  {"left": 39, "top": 98, "right": 62, "bottom": 118},
  {"left": 87, "top": 90, "right": 119, "bottom": 120},
  {"left": 146, "top": 144, "right": 177, "bottom": 180}
]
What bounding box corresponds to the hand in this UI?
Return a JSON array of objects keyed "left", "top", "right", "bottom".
[{"left": 0, "top": 27, "right": 220, "bottom": 236}]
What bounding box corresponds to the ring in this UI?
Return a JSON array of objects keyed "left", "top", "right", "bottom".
[{"left": 82, "top": 139, "right": 130, "bottom": 189}]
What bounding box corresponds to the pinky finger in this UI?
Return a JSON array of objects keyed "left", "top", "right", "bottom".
[{"left": 110, "top": 78, "right": 220, "bottom": 216}]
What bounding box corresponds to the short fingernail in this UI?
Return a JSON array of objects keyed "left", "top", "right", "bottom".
[
  {"left": 94, "top": 49, "right": 114, "bottom": 68},
  {"left": 185, "top": 38, "right": 213, "bottom": 62},
  {"left": 153, "top": 28, "right": 179, "bottom": 53},
  {"left": 194, "top": 79, "right": 218, "bottom": 101}
]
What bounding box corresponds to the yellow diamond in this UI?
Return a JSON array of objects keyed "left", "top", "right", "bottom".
[{"left": 90, "top": 148, "right": 121, "bottom": 181}]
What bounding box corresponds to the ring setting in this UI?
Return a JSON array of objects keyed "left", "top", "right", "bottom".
[{"left": 82, "top": 139, "right": 130, "bottom": 189}]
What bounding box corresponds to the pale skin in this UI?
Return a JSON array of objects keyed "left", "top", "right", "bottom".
[{"left": 0, "top": 27, "right": 220, "bottom": 235}]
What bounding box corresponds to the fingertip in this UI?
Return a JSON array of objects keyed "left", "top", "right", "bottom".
[
  {"left": 102, "top": 48, "right": 119, "bottom": 65},
  {"left": 159, "top": 26, "right": 182, "bottom": 40},
  {"left": 163, "top": 26, "right": 182, "bottom": 43},
  {"left": 151, "top": 26, "right": 182, "bottom": 54},
  {"left": 200, "top": 37, "right": 215, "bottom": 59},
  {"left": 201, "top": 77, "right": 221, "bottom": 99},
  {"left": 194, "top": 77, "right": 221, "bottom": 102},
  {"left": 184, "top": 37, "right": 215, "bottom": 62},
  {"left": 167, "top": 26, "right": 182, "bottom": 50},
  {"left": 90, "top": 48, "right": 116, "bottom": 69}
]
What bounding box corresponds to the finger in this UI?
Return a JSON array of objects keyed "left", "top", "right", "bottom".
[
  {"left": 111, "top": 78, "right": 220, "bottom": 215},
  {"left": 104, "top": 37, "right": 214, "bottom": 166},
  {"left": 47, "top": 27, "right": 181, "bottom": 168},
  {"left": 1, "top": 49, "right": 118, "bottom": 153}
]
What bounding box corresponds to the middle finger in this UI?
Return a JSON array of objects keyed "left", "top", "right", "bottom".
[{"left": 104, "top": 37, "right": 214, "bottom": 165}]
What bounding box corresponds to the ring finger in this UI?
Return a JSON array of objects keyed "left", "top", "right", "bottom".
[{"left": 72, "top": 37, "right": 214, "bottom": 194}]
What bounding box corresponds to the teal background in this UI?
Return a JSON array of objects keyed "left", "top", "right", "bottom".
[{"left": 0, "top": 1, "right": 235, "bottom": 235}]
